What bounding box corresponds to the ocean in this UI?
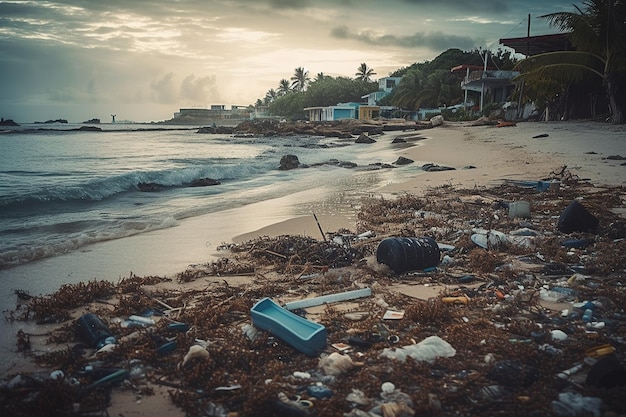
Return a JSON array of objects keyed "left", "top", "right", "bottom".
[{"left": 0, "top": 123, "right": 423, "bottom": 312}]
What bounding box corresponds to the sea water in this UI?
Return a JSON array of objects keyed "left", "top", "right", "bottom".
[{"left": 0, "top": 123, "right": 424, "bottom": 319}]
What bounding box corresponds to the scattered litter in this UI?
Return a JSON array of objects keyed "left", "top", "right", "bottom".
[
  {"left": 283, "top": 288, "right": 372, "bottom": 310},
  {"left": 380, "top": 335, "right": 456, "bottom": 363}
]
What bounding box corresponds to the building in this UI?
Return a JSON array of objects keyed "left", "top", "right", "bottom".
[
  {"left": 304, "top": 102, "right": 380, "bottom": 122},
  {"left": 361, "top": 77, "right": 402, "bottom": 106},
  {"left": 451, "top": 62, "right": 519, "bottom": 113},
  {"left": 173, "top": 106, "right": 252, "bottom": 121}
]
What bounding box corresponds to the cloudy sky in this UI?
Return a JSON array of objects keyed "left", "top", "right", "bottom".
[{"left": 0, "top": 0, "right": 575, "bottom": 123}]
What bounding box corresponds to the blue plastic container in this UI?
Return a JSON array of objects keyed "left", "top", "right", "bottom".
[{"left": 251, "top": 297, "right": 326, "bottom": 357}]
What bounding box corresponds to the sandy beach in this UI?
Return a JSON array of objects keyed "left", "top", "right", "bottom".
[
  {"left": 239, "top": 120, "right": 626, "bottom": 240},
  {"left": 2, "top": 120, "right": 625, "bottom": 417}
]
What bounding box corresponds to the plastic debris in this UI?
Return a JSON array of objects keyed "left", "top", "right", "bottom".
[
  {"left": 380, "top": 335, "right": 456, "bottom": 363},
  {"left": 318, "top": 352, "right": 363, "bottom": 376},
  {"left": 283, "top": 288, "right": 372, "bottom": 310},
  {"left": 551, "top": 392, "right": 602, "bottom": 417}
]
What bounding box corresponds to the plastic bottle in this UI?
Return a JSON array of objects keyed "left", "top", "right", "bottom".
[
  {"left": 376, "top": 237, "right": 440, "bottom": 273},
  {"left": 582, "top": 309, "right": 594, "bottom": 323},
  {"left": 75, "top": 313, "right": 116, "bottom": 349}
]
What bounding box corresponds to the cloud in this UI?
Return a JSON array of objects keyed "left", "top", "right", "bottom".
[
  {"left": 180, "top": 74, "right": 219, "bottom": 103},
  {"left": 331, "top": 25, "right": 478, "bottom": 51},
  {"left": 150, "top": 73, "right": 177, "bottom": 104},
  {"left": 399, "top": 0, "right": 510, "bottom": 13}
]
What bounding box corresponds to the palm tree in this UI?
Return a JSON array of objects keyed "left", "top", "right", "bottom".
[
  {"left": 264, "top": 89, "right": 277, "bottom": 105},
  {"left": 391, "top": 69, "right": 423, "bottom": 110},
  {"left": 516, "top": 0, "right": 625, "bottom": 124},
  {"left": 314, "top": 72, "right": 325, "bottom": 82},
  {"left": 290, "top": 67, "right": 310, "bottom": 92},
  {"left": 278, "top": 79, "right": 291, "bottom": 96},
  {"left": 355, "top": 63, "right": 376, "bottom": 81}
]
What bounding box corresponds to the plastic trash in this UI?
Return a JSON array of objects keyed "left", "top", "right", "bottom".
[
  {"left": 75, "top": 313, "right": 116, "bottom": 349},
  {"left": 470, "top": 229, "right": 507, "bottom": 249},
  {"left": 557, "top": 200, "right": 599, "bottom": 233},
  {"left": 586, "top": 355, "right": 626, "bottom": 388},
  {"left": 376, "top": 237, "right": 440, "bottom": 273},
  {"left": 487, "top": 360, "right": 539, "bottom": 388},
  {"left": 551, "top": 392, "right": 602, "bottom": 417},
  {"left": 318, "top": 352, "right": 363, "bottom": 376},
  {"left": 582, "top": 309, "right": 594, "bottom": 322},
  {"left": 508, "top": 201, "right": 530, "bottom": 218},
  {"left": 307, "top": 384, "right": 333, "bottom": 399},
  {"left": 251, "top": 297, "right": 326, "bottom": 357},
  {"left": 380, "top": 335, "right": 456, "bottom": 363},
  {"left": 283, "top": 288, "right": 372, "bottom": 310}
]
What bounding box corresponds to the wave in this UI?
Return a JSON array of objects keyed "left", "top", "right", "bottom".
[
  {"left": 0, "top": 160, "right": 273, "bottom": 213},
  {"left": 0, "top": 216, "right": 180, "bottom": 268}
]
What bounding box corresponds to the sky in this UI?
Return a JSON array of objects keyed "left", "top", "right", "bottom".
[{"left": 0, "top": 0, "right": 576, "bottom": 123}]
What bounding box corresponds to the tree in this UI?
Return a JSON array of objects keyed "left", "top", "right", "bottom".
[
  {"left": 355, "top": 63, "right": 376, "bottom": 81},
  {"left": 290, "top": 67, "right": 310, "bottom": 92},
  {"left": 278, "top": 79, "right": 291, "bottom": 96},
  {"left": 391, "top": 69, "right": 423, "bottom": 110},
  {"left": 314, "top": 72, "right": 325, "bottom": 82},
  {"left": 264, "top": 89, "right": 277, "bottom": 105},
  {"left": 516, "top": 0, "right": 626, "bottom": 124}
]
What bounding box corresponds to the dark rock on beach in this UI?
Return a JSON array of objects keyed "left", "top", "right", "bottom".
[
  {"left": 188, "top": 177, "right": 221, "bottom": 187},
  {"left": 355, "top": 133, "right": 376, "bottom": 143},
  {"left": 197, "top": 126, "right": 235, "bottom": 134},
  {"left": 422, "top": 163, "right": 456, "bottom": 172},
  {"left": 232, "top": 119, "right": 430, "bottom": 138},
  {"left": 279, "top": 154, "right": 301, "bottom": 170},
  {"left": 393, "top": 156, "right": 414, "bottom": 165},
  {"left": 0, "top": 118, "right": 19, "bottom": 126},
  {"left": 137, "top": 182, "right": 168, "bottom": 192}
]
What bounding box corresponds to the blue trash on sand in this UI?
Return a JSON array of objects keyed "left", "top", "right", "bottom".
[{"left": 251, "top": 297, "right": 326, "bottom": 357}]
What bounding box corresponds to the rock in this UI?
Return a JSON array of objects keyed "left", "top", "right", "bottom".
[
  {"left": 393, "top": 156, "right": 413, "bottom": 166},
  {"left": 189, "top": 177, "right": 220, "bottom": 187},
  {"left": 0, "top": 119, "right": 19, "bottom": 126},
  {"left": 279, "top": 154, "right": 300, "bottom": 170},
  {"left": 391, "top": 137, "right": 406, "bottom": 143},
  {"left": 77, "top": 126, "right": 102, "bottom": 131},
  {"left": 422, "top": 163, "right": 455, "bottom": 172},
  {"left": 430, "top": 115, "right": 444, "bottom": 126},
  {"left": 137, "top": 182, "right": 166, "bottom": 192},
  {"left": 355, "top": 133, "right": 376, "bottom": 143},
  {"left": 470, "top": 116, "right": 497, "bottom": 126}
]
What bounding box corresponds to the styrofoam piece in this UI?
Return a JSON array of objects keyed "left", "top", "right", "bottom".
[
  {"left": 251, "top": 297, "right": 326, "bottom": 357},
  {"left": 284, "top": 288, "right": 372, "bottom": 310}
]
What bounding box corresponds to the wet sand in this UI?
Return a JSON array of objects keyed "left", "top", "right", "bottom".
[{"left": 2, "top": 120, "right": 625, "bottom": 417}]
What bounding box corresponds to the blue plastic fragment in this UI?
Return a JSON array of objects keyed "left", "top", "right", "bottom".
[
  {"left": 307, "top": 384, "right": 333, "bottom": 399},
  {"left": 561, "top": 239, "right": 592, "bottom": 248},
  {"left": 168, "top": 323, "right": 190, "bottom": 332},
  {"left": 251, "top": 297, "right": 326, "bottom": 357}
]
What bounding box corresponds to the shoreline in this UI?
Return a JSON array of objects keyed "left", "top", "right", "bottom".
[{"left": 2, "top": 120, "right": 625, "bottom": 416}]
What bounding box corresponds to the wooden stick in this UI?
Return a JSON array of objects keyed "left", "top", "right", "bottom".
[{"left": 313, "top": 213, "right": 327, "bottom": 241}]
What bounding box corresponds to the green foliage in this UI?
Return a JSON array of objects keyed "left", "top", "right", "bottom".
[
  {"left": 516, "top": 0, "right": 626, "bottom": 123},
  {"left": 268, "top": 92, "right": 307, "bottom": 120},
  {"left": 261, "top": 47, "right": 521, "bottom": 119},
  {"left": 355, "top": 63, "right": 376, "bottom": 81},
  {"left": 268, "top": 76, "right": 377, "bottom": 120}
]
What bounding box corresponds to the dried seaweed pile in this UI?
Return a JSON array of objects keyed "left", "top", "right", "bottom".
[{"left": 2, "top": 172, "right": 626, "bottom": 417}]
